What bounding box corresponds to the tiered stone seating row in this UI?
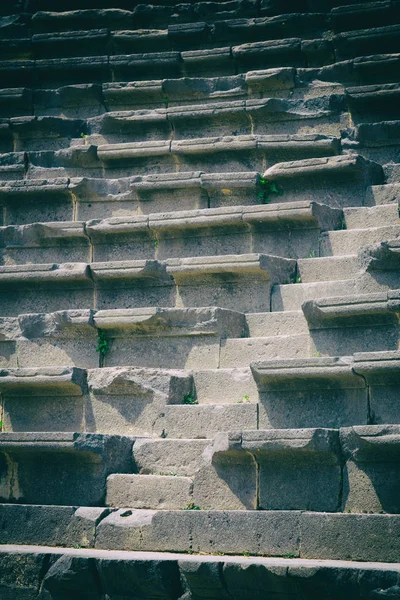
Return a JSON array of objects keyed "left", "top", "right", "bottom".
[{"left": 1, "top": 0, "right": 400, "bottom": 597}]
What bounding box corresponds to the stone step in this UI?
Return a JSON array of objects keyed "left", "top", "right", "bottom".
[
  {"left": 271, "top": 278, "right": 357, "bottom": 311},
  {"left": 365, "top": 183, "right": 400, "bottom": 206},
  {"left": 334, "top": 24, "right": 400, "bottom": 61},
  {"left": 297, "top": 255, "right": 359, "bottom": 283},
  {"left": 0, "top": 201, "right": 341, "bottom": 263},
  {"left": 343, "top": 203, "right": 399, "bottom": 229},
  {"left": 107, "top": 424, "right": 400, "bottom": 513},
  {"left": 29, "top": 3, "right": 260, "bottom": 34},
  {"left": 17, "top": 140, "right": 343, "bottom": 181},
  {"left": 0, "top": 546, "right": 399, "bottom": 600},
  {"left": 0, "top": 115, "right": 86, "bottom": 152},
  {"left": 95, "top": 135, "right": 341, "bottom": 177},
  {"left": 0, "top": 366, "right": 194, "bottom": 436},
  {"left": 299, "top": 52, "right": 400, "bottom": 88},
  {"left": 384, "top": 161, "right": 400, "bottom": 183},
  {"left": 245, "top": 310, "right": 309, "bottom": 336},
  {"left": 106, "top": 474, "right": 194, "bottom": 510},
  {"left": 261, "top": 154, "right": 383, "bottom": 208},
  {"left": 219, "top": 334, "right": 311, "bottom": 366},
  {"left": 302, "top": 290, "right": 400, "bottom": 356},
  {"left": 251, "top": 356, "right": 368, "bottom": 429},
  {"left": 0, "top": 307, "right": 248, "bottom": 370},
  {"left": 1, "top": 31, "right": 399, "bottom": 89},
  {"left": 0, "top": 254, "right": 296, "bottom": 315},
  {"left": 0, "top": 432, "right": 134, "bottom": 506},
  {"left": 320, "top": 224, "right": 400, "bottom": 256},
  {"left": 331, "top": 2, "right": 400, "bottom": 33},
  {"left": 87, "top": 98, "right": 343, "bottom": 143},
  {"left": 345, "top": 82, "right": 400, "bottom": 124}
]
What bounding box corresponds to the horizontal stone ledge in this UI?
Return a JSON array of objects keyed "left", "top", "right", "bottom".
[
  {"left": 0, "top": 177, "right": 73, "bottom": 198},
  {"left": 93, "top": 307, "right": 246, "bottom": 338},
  {"left": 86, "top": 366, "right": 193, "bottom": 402},
  {"left": 251, "top": 357, "right": 365, "bottom": 391},
  {"left": 340, "top": 424, "right": 400, "bottom": 458},
  {"left": 90, "top": 259, "right": 171, "bottom": 285},
  {"left": 334, "top": 24, "right": 400, "bottom": 60},
  {"left": 0, "top": 433, "right": 134, "bottom": 506},
  {"left": 165, "top": 253, "right": 296, "bottom": 281},
  {"left": 0, "top": 366, "right": 87, "bottom": 395},
  {"left": 358, "top": 239, "right": 400, "bottom": 272},
  {"left": 0, "top": 221, "right": 88, "bottom": 248},
  {"left": 97, "top": 134, "right": 339, "bottom": 161},
  {"left": 355, "top": 119, "right": 400, "bottom": 148},
  {"left": 302, "top": 291, "right": 398, "bottom": 329},
  {"left": 2, "top": 545, "right": 400, "bottom": 600},
  {"left": 86, "top": 201, "right": 343, "bottom": 237},
  {"left": 0, "top": 262, "right": 92, "bottom": 289},
  {"left": 212, "top": 428, "right": 341, "bottom": 457},
  {"left": 264, "top": 154, "right": 382, "bottom": 182},
  {"left": 94, "top": 508, "right": 400, "bottom": 561},
  {"left": 345, "top": 82, "right": 400, "bottom": 106},
  {"left": 353, "top": 350, "right": 400, "bottom": 384}
]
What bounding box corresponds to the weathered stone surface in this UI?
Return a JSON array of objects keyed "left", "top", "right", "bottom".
[
  {"left": 196, "top": 429, "right": 342, "bottom": 511},
  {"left": 106, "top": 473, "right": 194, "bottom": 510},
  {"left": 353, "top": 350, "right": 400, "bottom": 424},
  {"left": 134, "top": 438, "right": 210, "bottom": 477},
  {"left": 301, "top": 512, "right": 400, "bottom": 562},
  {"left": 252, "top": 358, "right": 368, "bottom": 429},
  {"left": 0, "top": 504, "right": 109, "bottom": 547},
  {"left": 155, "top": 404, "right": 258, "bottom": 439},
  {"left": 340, "top": 425, "right": 400, "bottom": 513},
  {"left": 263, "top": 154, "right": 384, "bottom": 207},
  {"left": 0, "top": 432, "right": 134, "bottom": 506},
  {"left": 86, "top": 366, "right": 193, "bottom": 436},
  {"left": 166, "top": 253, "right": 296, "bottom": 312}
]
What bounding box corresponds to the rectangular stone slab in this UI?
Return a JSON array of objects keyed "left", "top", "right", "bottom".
[
  {"left": 251, "top": 357, "right": 368, "bottom": 429},
  {"left": 195, "top": 428, "right": 342, "bottom": 511},
  {"left": 0, "top": 432, "right": 134, "bottom": 506},
  {"left": 340, "top": 424, "right": 400, "bottom": 513}
]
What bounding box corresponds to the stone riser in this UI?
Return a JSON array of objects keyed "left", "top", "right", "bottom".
[
  {"left": 4, "top": 546, "right": 400, "bottom": 600},
  {"left": 1, "top": 504, "right": 400, "bottom": 564}
]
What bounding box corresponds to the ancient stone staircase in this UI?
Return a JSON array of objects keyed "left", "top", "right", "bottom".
[{"left": 1, "top": 0, "right": 400, "bottom": 597}]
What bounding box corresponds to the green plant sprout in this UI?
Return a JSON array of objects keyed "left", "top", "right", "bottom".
[
  {"left": 184, "top": 502, "right": 201, "bottom": 510},
  {"left": 0, "top": 420, "right": 2, "bottom": 431},
  {"left": 96, "top": 331, "right": 109, "bottom": 356},
  {"left": 257, "top": 174, "right": 283, "bottom": 204},
  {"left": 183, "top": 389, "right": 198, "bottom": 405}
]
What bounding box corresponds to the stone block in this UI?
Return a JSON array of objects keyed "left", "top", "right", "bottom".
[
  {"left": 134, "top": 438, "right": 210, "bottom": 477},
  {"left": 95, "top": 508, "right": 157, "bottom": 551},
  {"left": 192, "top": 367, "right": 258, "bottom": 404},
  {"left": 95, "top": 307, "right": 245, "bottom": 370},
  {"left": 0, "top": 366, "right": 87, "bottom": 432},
  {"left": 263, "top": 154, "right": 384, "bottom": 208},
  {"left": 130, "top": 171, "right": 207, "bottom": 214},
  {"left": 233, "top": 39, "right": 304, "bottom": 70},
  {"left": 353, "top": 350, "right": 400, "bottom": 423},
  {"left": 166, "top": 253, "right": 296, "bottom": 313},
  {"left": 90, "top": 259, "right": 175, "bottom": 310},
  {"left": 0, "top": 432, "right": 134, "bottom": 506},
  {"left": 106, "top": 474, "right": 194, "bottom": 510},
  {"left": 0, "top": 550, "right": 45, "bottom": 600},
  {"left": 86, "top": 366, "right": 193, "bottom": 436},
  {"left": 0, "top": 221, "right": 90, "bottom": 264},
  {"left": 0, "top": 178, "right": 75, "bottom": 225},
  {"left": 252, "top": 357, "right": 368, "bottom": 428},
  {"left": 334, "top": 24, "right": 400, "bottom": 61},
  {"left": 0, "top": 503, "right": 108, "bottom": 547},
  {"left": 0, "top": 262, "right": 94, "bottom": 316},
  {"left": 15, "top": 309, "right": 98, "bottom": 369},
  {"left": 300, "top": 512, "right": 400, "bottom": 562},
  {"left": 199, "top": 429, "right": 341, "bottom": 511},
  {"left": 340, "top": 425, "right": 400, "bottom": 513},
  {"left": 155, "top": 404, "right": 258, "bottom": 439}
]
